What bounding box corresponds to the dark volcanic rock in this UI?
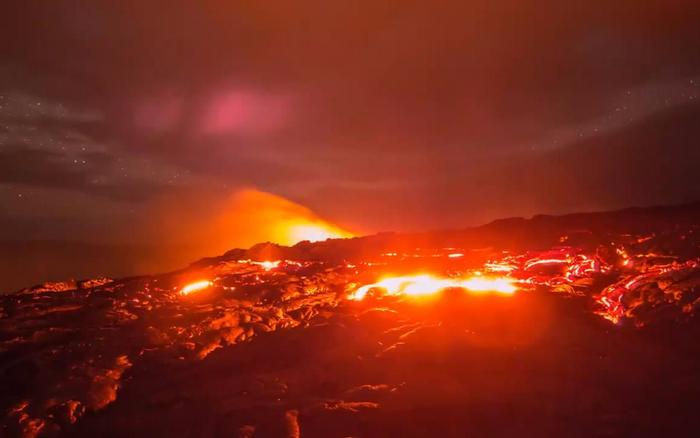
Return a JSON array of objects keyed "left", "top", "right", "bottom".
[{"left": 1, "top": 203, "right": 700, "bottom": 437}]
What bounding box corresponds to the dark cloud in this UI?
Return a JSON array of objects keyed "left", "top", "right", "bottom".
[
  {"left": 307, "top": 100, "right": 700, "bottom": 231},
  {"left": 0, "top": 0, "right": 699, "bottom": 240},
  {"left": 0, "top": 144, "right": 166, "bottom": 201}
]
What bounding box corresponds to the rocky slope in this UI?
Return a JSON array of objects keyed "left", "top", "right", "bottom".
[{"left": 1, "top": 203, "right": 700, "bottom": 437}]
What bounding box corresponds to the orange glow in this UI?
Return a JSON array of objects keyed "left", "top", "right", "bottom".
[
  {"left": 484, "top": 261, "right": 518, "bottom": 273},
  {"left": 349, "top": 274, "right": 517, "bottom": 301},
  {"left": 216, "top": 189, "right": 354, "bottom": 246},
  {"left": 287, "top": 223, "right": 352, "bottom": 243},
  {"left": 252, "top": 260, "right": 281, "bottom": 271},
  {"left": 180, "top": 280, "right": 212, "bottom": 296},
  {"left": 142, "top": 189, "right": 355, "bottom": 257}
]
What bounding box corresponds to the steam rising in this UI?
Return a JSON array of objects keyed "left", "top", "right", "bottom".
[{"left": 143, "top": 188, "right": 354, "bottom": 258}]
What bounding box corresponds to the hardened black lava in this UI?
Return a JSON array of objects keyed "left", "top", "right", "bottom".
[{"left": 1, "top": 203, "right": 700, "bottom": 437}]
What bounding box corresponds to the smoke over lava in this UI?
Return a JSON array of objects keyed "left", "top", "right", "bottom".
[{"left": 137, "top": 188, "right": 355, "bottom": 264}]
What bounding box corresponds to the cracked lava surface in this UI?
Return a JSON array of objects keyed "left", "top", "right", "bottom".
[{"left": 2, "top": 204, "right": 700, "bottom": 437}]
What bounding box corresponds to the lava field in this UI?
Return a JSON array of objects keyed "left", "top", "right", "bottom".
[{"left": 2, "top": 203, "right": 700, "bottom": 437}]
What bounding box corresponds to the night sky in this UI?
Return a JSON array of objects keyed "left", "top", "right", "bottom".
[{"left": 2, "top": 0, "right": 700, "bottom": 248}]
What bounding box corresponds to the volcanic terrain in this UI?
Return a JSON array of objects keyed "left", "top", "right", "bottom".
[{"left": 2, "top": 203, "right": 700, "bottom": 437}]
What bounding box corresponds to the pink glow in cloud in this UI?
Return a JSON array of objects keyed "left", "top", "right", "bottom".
[{"left": 199, "top": 90, "right": 291, "bottom": 136}]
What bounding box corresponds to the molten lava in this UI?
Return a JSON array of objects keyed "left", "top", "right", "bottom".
[
  {"left": 349, "top": 274, "right": 517, "bottom": 301},
  {"left": 250, "top": 260, "right": 281, "bottom": 271},
  {"left": 287, "top": 223, "right": 352, "bottom": 243},
  {"left": 180, "top": 280, "right": 212, "bottom": 296},
  {"left": 3, "top": 203, "right": 700, "bottom": 436}
]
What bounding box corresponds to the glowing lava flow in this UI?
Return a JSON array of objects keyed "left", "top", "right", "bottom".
[
  {"left": 349, "top": 274, "right": 517, "bottom": 301},
  {"left": 180, "top": 280, "right": 212, "bottom": 296},
  {"left": 287, "top": 223, "right": 352, "bottom": 243},
  {"left": 250, "top": 260, "right": 281, "bottom": 271}
]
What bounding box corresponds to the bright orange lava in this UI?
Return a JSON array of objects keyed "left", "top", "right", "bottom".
[
  {"left": 180, "top": 280, "right": 213, "bottom": 296},
  {"left": 286, "top": 223, "right": 352, "bottom": 243},
  {"left": 251, "top": 260, "right": 281, "bottom": 271},
  {"left": 349, "top": 274, "right": 517, "bottom": 301}
]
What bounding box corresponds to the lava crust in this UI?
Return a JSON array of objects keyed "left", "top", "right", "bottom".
[{"left": 2, "top": 203, "right": 700, "bottom": 437}]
